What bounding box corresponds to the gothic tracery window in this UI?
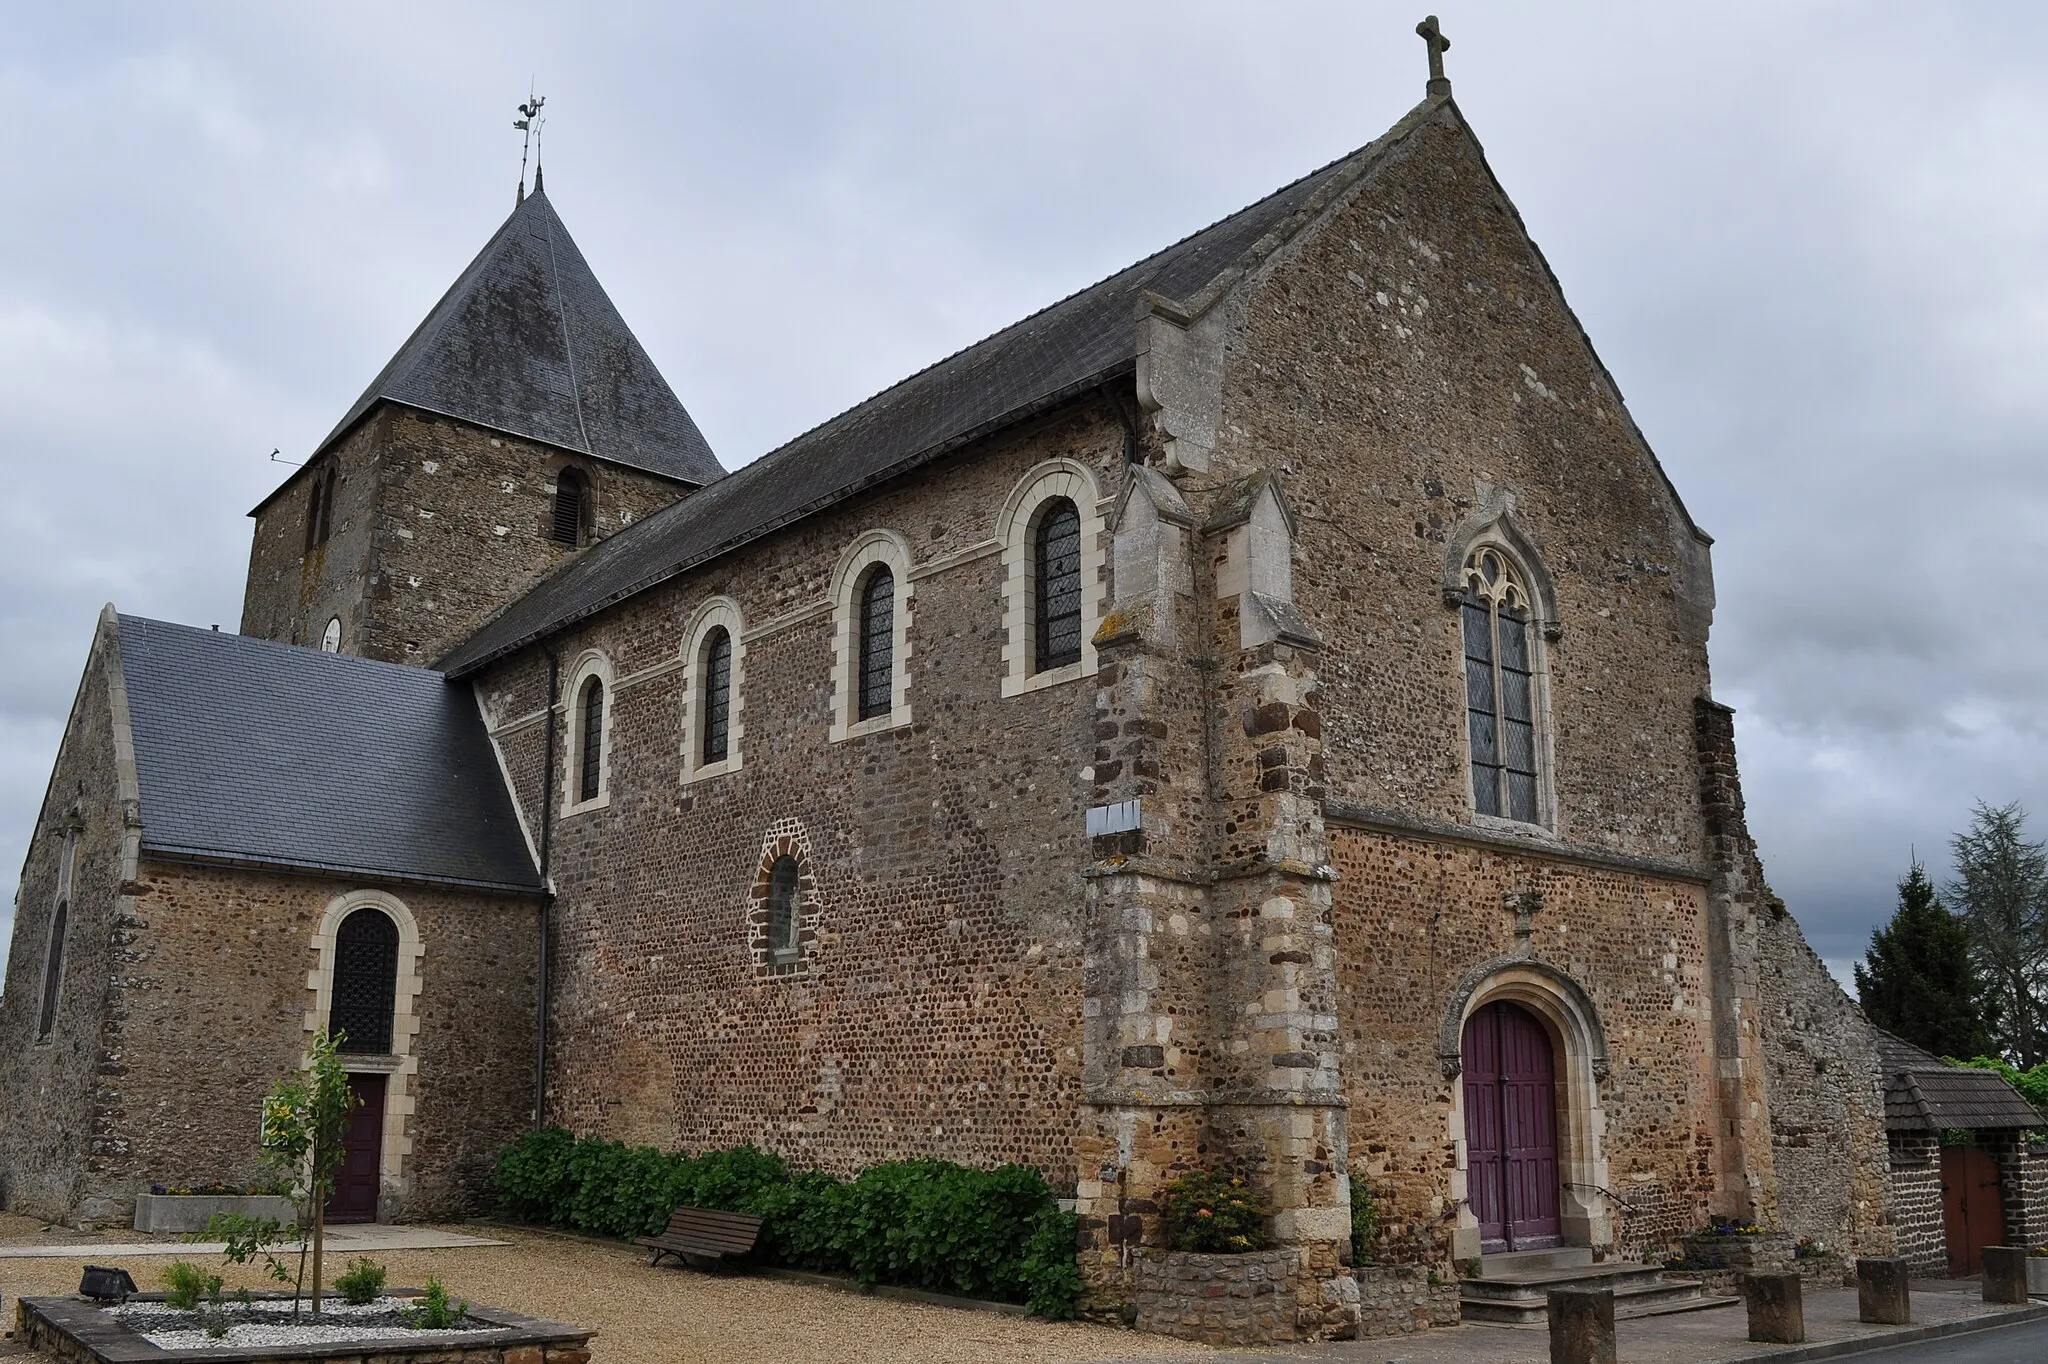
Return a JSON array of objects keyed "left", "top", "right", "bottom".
[
  {"left": 330, "top": 907, "right": 399, "bottom": 1054},
  {"left": 1461, "top": 546, "right": 1541, "bottom": 824},
  {"left": 1033, "top": 498, "right": 1083, "bottom": 672},
  {"left": 857, "top": 566, "right": 895, "bottom": 721},
  {"left": 701, "top": 626, "right": 732, "bottom": 765}
]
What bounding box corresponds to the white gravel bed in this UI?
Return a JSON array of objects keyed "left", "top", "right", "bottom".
[{"left": 113, "top": 1296, "right": 496, "bottom": 1352}]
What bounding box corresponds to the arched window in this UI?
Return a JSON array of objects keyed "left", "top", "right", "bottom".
[
  {"left": 551, "top": 469, "right": 590, "bottom": 547},
  {"left": 701, "top": 627, "right": 732, "bottom": 765},
  {"left": 37, "top": 900, "right": 67, "bottom": 1041},
  {"left": 320, "top": 617, "right": 342, "bottom": 653},
  {"left": 578, "top": 677, "right": 605, "bottom": 802},
  {"left": 1034, "top": 498, "right": 1083, "bottom": 672},
  {"left": 1461, "top": 546, "right": 1541, "bottom": 824},
  {"left": 304, "top": 463, "right": 335, "bottom": 554},
  {"left": 857, "top": 566, "right": 895, "bottom": 722},
  {"left": 766, "top": 855, "right": 801, "bottom": 958},
  {"left": 329, "top": 907, "right": 399, "bottom": 1054}
]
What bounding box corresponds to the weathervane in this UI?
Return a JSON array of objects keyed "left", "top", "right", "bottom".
[{"left": 515, "top": 85, "right": 546, "bottom": 204}]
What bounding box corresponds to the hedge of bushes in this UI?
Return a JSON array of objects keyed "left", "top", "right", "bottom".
[{"left": 492, "top": 1128, "right": 1083, "bottom": 1317}]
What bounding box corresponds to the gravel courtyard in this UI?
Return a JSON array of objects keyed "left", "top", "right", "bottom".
[{"left": 0, "top": 1215, "right": 1191, "bottom": 1363}]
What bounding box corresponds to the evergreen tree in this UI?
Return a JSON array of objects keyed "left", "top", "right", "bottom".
[
  {"left": 1856, "top": 860, "right": 1994, "bottom": 1058},
  {"left": 1947, "top": 801, "right": 2048, "bottom": 1067}
]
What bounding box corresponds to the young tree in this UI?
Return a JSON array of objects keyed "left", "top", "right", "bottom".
[
  {"left": 1947, "top": 801, "right": 2048, "bottom": 1067},
  {"left": 258, "top": 1031, "right": 359, "bottom": 1316},
  {"left": 1855, "top": 860, "right": 1993, "bottom": 1058}
]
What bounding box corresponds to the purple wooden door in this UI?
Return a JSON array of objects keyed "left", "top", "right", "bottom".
[
  {"left": 324, "top": 1072, "right": 385, "bottom": 1224},
  {"left": 1462, "top": 1002, "right": 1562, "bottom": 1251}
]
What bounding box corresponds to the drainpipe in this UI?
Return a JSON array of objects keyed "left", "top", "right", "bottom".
[{"left": 534, "top": 650, "right": 559, "bottom": 1129}]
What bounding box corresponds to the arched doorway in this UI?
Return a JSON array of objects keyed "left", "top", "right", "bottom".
[{"left": 1463, "top": 1000, "right": 1561, "bottom": 1252}]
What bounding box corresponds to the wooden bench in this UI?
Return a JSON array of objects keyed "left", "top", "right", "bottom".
[{"left": 636, "top": 1207, "right": 764, "bottom": 1269}]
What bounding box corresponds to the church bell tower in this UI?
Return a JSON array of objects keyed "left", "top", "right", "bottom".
[{"left": 239, "top": 186, "right": 723, "bottom": 666}]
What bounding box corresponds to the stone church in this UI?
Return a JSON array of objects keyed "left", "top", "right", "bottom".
[{"left": 1, "top": 33, "right": 1908, "bottom": 1338}]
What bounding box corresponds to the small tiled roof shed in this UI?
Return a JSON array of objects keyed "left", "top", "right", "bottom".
[{"left": 1877, "top": 1032, "right": 2046, "bottom": 1134}]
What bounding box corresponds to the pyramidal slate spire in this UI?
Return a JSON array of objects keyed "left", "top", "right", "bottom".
[{"left": 318, "top": 188, "right": 723, "bottom": 486}]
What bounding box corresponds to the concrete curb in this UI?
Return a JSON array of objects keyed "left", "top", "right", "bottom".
[{"left": 1716, "top": 1301, "right": 2048, "bottom": 1363}]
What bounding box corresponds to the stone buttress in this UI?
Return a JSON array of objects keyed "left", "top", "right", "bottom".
[{"left": 1073, "top": 457, "right": 1357, "bottom": 1341}]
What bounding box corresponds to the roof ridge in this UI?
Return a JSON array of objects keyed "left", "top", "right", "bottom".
[
  {"left": 436, "top": 92, "right": 1458, "bottom": 677},
  {"left": 740, "top": 107, "right": 1442, "bottom": 469}
]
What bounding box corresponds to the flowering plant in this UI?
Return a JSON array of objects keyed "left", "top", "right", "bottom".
[{"left": 1161, "top": 1169, "right": 1269, "bottom": 1254}]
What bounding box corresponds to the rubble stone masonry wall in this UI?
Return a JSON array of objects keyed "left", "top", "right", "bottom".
[
  {"left": 94, "top": 863, "right": 539, "bottom": 1224},
  {"left": 473, "top": 400, "right": 1130, "bottom": 1174},
  {"left": 0, "top": 632, "right": 126, "bottom": 1221},
  {"left": 243, "top": 406, "right": 688, "bottom": 665}
]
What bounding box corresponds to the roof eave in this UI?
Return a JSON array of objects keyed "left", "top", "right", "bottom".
[
  {"left": 139, "top": 842, "right": 547, "bottom": 899},
  {"left": 439, "top": 360, "right": 1138, "bottom": 677}
]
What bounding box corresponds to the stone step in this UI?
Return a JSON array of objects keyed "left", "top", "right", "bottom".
[
  {"left": 1471, "top": 1247, "right": 1595, "bottom": 1277},
  {"left": 1460, "top": 1262, "right": 1676, "bottom": 1301},
  {"left": 1459, "top": 1269, "right": 1739, "bottom": 1327}
]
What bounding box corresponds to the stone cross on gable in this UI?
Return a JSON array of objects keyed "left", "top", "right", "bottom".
[{"left": 1416, "top": 14, "right": 1452, "bottom": 96}]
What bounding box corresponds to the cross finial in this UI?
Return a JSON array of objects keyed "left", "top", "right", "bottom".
[{"left": 1416, "top": 15, "right": 1451, "bottom": 96}]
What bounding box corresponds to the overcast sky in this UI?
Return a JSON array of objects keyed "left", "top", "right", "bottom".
[{"left": 4, "top": 2, "right": 2047, "bottom": 991}]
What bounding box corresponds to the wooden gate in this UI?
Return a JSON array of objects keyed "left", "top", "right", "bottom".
[
  {"left": 1463, "top": 1001, "right": 1562, "bottom": 1252},
  {"left": 1940, "top": 1143, "right": 2006, "bottom": 1277},
  {"left": 324, "top": 1072, "right": 386, "bottom": 1225}
]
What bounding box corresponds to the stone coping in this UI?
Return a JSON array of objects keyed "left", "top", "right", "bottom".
[{"left": 16, "top": 1291, "right": 594, "bottom": 1364}]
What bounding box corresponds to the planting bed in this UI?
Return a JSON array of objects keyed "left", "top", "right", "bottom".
[{"left": 16, "top": 1290, "right": 594, "bottom": 1363}]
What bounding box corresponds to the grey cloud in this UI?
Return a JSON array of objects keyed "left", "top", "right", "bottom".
[{"left": 6, "top": 2, "right": 2048, "bottom": 994}]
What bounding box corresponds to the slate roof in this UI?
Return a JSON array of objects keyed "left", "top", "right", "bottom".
[
  {"left": 1876, "top": 1032, "right": 2045, "bottom": 1133},
  {"left": 436, "top": 96, "right": 1451, "bottom": 677},
  {"left": 117, "top": 615, "right": 542, "bottom": 894},
  {"left": 289, "top": 188, "right": 723, "bottom": 493}
]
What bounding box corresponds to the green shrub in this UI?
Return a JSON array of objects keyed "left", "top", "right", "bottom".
[
  {"left": 488, "top": 1129, "right": 1082, "bottom": 1316},
  {"left": 1160, "top": 1169, "right": 1268, "bottom": 1254},
  {"left": 162, "top": 1260, "right": 223, "bottom": 1311},
  {"left": 490, "top": 1124, "right": 576, "bottom": 1222},
  {"left": 1349, "top": 1180, "right": 1380, "bottom": 1264},
  {"left": 334, "top": 1258, "right": 386, "bottom": 1306},
  {"left": 401, "top": 1277, "right": 467, "bottom": 1330}
]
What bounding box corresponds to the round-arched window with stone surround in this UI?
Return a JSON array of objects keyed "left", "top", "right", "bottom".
[
  {"left": 1460, "top": 546, "right": 1542, "bottom": 824},
  {"left": 320, "top": 617, "right": 342, "bottom": 653},
  {"left": 329, "top": 907, "right": 399, "bottom": 1054},
  {"left": 749, "top": 824, "right": 818, "bottom": 977}
]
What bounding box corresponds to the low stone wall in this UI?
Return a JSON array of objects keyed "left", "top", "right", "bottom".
[
  {"left": 133, "top": 1193, "right": 298, "bottom": 1234},
  {"left": 16, "top": 1294, "right": 594, "bottom": 1364},
  {"left": 1131, "top": 1246, "right": 1358, "bottom": 1345},
  {"left": 1681, "top": 1231, "right": 1794, "bottom": 1296},
  {"left": 1355, "top": 1264, "right": 1460, "bottom": 1335}
]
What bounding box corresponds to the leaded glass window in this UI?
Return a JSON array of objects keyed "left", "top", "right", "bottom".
[
  {"left": 858, "top": 566, "right": 894, "bottom": 721},
  {"left": 702, "top": 627, "right": 732, "bottom": 764},
  {"left": 767, "top": 855, "right": 801, "bottom": 955},
  {"left": 1034, "top": 498, "right": 1083, "bottom": 672},
  {"left": 330, "top": 908, "right": 398, "bottom": 1054},
  {"left": 578, "top": 678, "right": 604, "bottom": 802},
  {"left": 1461, "top": 547, "right": 1540, "bottom": 824}
]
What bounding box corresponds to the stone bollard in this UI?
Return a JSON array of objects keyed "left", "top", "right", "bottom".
[
  {"left": 1547, "top": 1288, "right": 1616, "bottom": 1364},
  {"left": 1857, "top": 1257, "right": 1911, "bottom": 1324},
  {"left": 1739, "top": 1271, "right": 1805, "bottom": 1344},
  {"left": 1981, "top": 1247, "right": 2028, "bottom": 1305}
]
